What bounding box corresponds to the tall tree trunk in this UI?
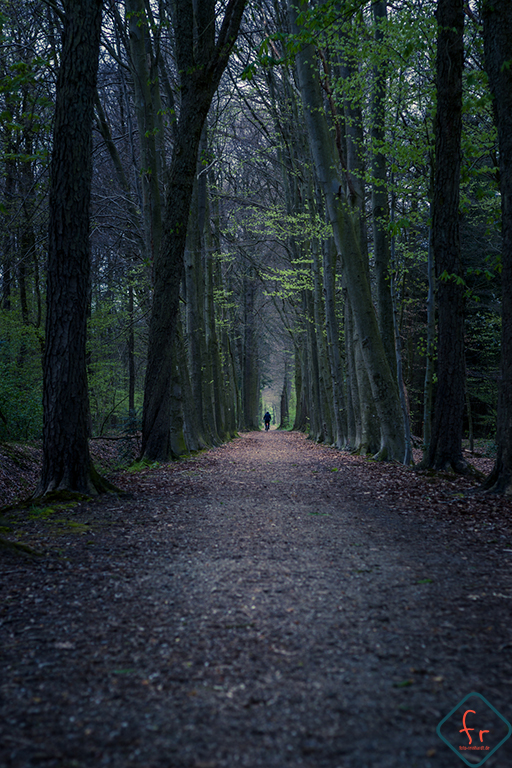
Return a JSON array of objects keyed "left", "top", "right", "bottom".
[
  {"left": 423, "top": 0, "right": 466, "bottom": 472},
  {"left": 198, "top": 140, "right": 221, "bottom": 445},
  {"left": 305, "top": 289, "right": 323, "bottom": 442},
  {"left": 141, "top": 0, "right": 246, "bottom": 460},
  {"left": 210, "top": 182, "right": 237, "bottom": 438},
  {"left": 322, "top": 237, "right": 346, "bottom": 447},
  {"left": 205, "top": 218, "right": 225, "bottom": 441},
  {"left": 242, "top": 269, "right": 260, "bottom": 429},
  {"left": 353, "top": 306, "right": 380, "bottom": 455},
  {"left": 126, "top": 0, "right": 163, "bottom": 263},
  {"left": 311, "top": 229, "right": 333, "bottom": 443},
  {"left": 1, "top": 92, "right": 16, "bottom": 312},
  {"left": 279, "top": 359, "right": 291, "bottom": 429},
  {"left": 128, "top": 280, "right": 136, "bottom": 424},
  {"left": 293, "top": 345, "right": 307, "bottom": 431},
  {"left": 36, "top": 0, "right": 112, "bottom": 497},
  {"left": 224, "top": 331, "right": 240, "bottom": 436},
  {"left": 289, "top": 0, "right": 405, "bottom": 461},
  {"left": 422, "top": 224, "right": 435, "bottom": 451},
  {"left": 175, "top": 316, "right": 207, "bottom": 453},
  {"left": 19, "top": 134, "right": 35, "bottom": 329},
  {"left": 169, "top": 354, "right": 188, "bottom": 457},
  {"left": 185, "top": 199, "right": 207, "bottom": 441},
  {"left": 371, "top": 0, "right": 396, "bottom": 378},
  {"left": 339, "top": 49, "right": 366, "bottom": 451},
  {"left": 481, "top": 0, "right": 512, "bottom": 493},
  {"left": 344, "top": 294, "right": 358, "bottom": 447},
  {"left": 390, "top": 180, "right": 413, "bottom": 465}
]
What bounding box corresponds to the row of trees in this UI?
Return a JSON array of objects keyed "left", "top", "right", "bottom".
[{"left": 1, "top": 0, "right": 511, "bottom": 494}]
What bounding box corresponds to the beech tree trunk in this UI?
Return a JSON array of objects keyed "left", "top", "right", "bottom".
[
  {"left": 423, "top": 0, "right": 466, "bottom": 472},
  {"left": 126, "top": 0, "right": 163, "bottom": 264},
  {"left": 176, "top": 317, "right": 207, "bottom": 453},
  {"left": 1, "top": 92, "right": 15, "bottom": 312},
  {"left": 339, "top": 51, "right": 366, "bottom": 450},
  {"left": 241, "top": 269, "right": 260, "bottom": 429},
  {"left": 37, "top": 0, "right": 109, "bottom": 496},
  {"left": 323, "top": 237, "right": 346, "bottom": 447},
  {"left": 293, "top": 346, "right": 308, "bottom": 431},
  {"left": 422, "top": 225, "right": 435, "bottom": 451},
  {"left": 204, "top": 213, "right": 225, "bottom": 441},
  {"left": 141, "top": 0, "right": 246, "bottom": 460},
  {"left": 481, "top": 0, "right": 512, "bottom": 494},
  {"left": 371, "top": 0, "right": 396, "bottom": 378},
  {"left": 185, "top": 199, "right": 207, "bottom": 443},
  {"left": 289, "top": 0, "right": 405, "bottom": 461},
  {"left": 311, "top": 230, "right": 333, "bottom": 443},
  {"left": 279, "top": 361, "right": 291, "bottom": 430},
  {"left": 305, "top": 289, "right": 324, "bottom": 442},
  {"left": 344, "top": 294, "right": 358, "bottom": 447}
]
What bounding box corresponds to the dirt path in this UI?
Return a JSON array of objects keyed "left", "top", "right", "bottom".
[{"left": 2, "top": 431, "right": 512, "bottom": 767}]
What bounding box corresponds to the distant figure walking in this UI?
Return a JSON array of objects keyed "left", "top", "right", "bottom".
[{"left": 263, "top": 411, "right": 271, "bottom": 431}]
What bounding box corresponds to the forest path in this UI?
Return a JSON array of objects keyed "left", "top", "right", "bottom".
[{"left": 2, "top": 431, "right": 512, "bottom": 768}]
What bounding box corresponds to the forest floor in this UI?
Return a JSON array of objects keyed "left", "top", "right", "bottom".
[{"left": 1, "top": 430, "right": 512, "bottom": 768}]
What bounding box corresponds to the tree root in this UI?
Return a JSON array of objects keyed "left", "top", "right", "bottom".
[
  {"left": 0, "top": 536, "right": 44, "bottom": 558},
  {"left": 479, "top": 462, "right": 512, "bottom": 494},
  {"left": 32, "top": 463, "right": 126, "bottom": 502},
  {"left": 372, "top": 447, "right": 390, "bottom": 462},
  {"left": 415, "top": 459, "right": 486, "bottom": 482}
]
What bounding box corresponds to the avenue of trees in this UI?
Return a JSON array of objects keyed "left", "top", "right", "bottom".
[{"left": 1, "top": 0, "right": 511, "bottom": 494}]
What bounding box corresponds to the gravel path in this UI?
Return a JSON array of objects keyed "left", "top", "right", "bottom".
[{"left": 1, "top": 430, "right": 512, "bottom": 768}]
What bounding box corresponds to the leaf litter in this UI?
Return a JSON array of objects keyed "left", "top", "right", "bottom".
[{"left": 1, "top": 430, "right": 512, "bottom": 767}]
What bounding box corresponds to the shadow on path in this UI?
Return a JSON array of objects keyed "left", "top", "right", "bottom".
[{"left": 1, "top": 431, "right": 512, "bottom": 767}]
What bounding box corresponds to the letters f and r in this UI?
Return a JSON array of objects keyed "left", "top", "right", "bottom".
[{"left": 460, "top": 710, "right": 490, "bottom": 745}]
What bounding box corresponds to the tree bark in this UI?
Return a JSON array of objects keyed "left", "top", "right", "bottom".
[
  {"left": 481, "top": 0, "right": 512, "bottom": 493},
  {"left": 311, "top": 220, "right": 333, "bottom": 443},
  {"left": 289, "top": 0, "right": 405, "bottom": 461},
  {"left": 423, "top": 0, "right": 466, "bottom": 472},
  {"left": 175, "top": 316, "right": 207, "bottom": 453},
  {"left": 344, "top": 293, "right": 358, "bottom": 447},
  {"left": 1, "top": 90, "right": 16, "bottom": 312},
  {"left": 293, "top": 345, "right": 307, "bottom": 431},
  {"left": 338, "top": 49, "right": 366, "bottom": 450},
  {"left": 128, "top": 281, "right": 136, "bottom": 424},
  {"left": 141, "top": 0, "right": 246, "bottom": 460},
  {"left": 241, "top": 269, "right": 260, "bottom": 429},
  {"left": 371, "top": 0, "right": 396, "bottom": 378},
  {"left": 279, "top": 360, "right": 291, "bottom": 429},
  {"left": 322, "top": 237, "right": 346, "bottom": 447},
  {"left": 422, "top": 222, "right": 435, "bottom": 451},
  {"left": 204, "top": 201, "right": 226, "bottom": 441},
  {"left": 126, "top": 0, "right": 163, "bottom": 263},
  {"left": 184, "top": 196, "right": 207, "bottom": 442},
  {"left": 36, "top": 0, "right": 112, "bottom": 497},
  {"left": 305, "top": 288, "right": 324, "bottom": 442}
]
